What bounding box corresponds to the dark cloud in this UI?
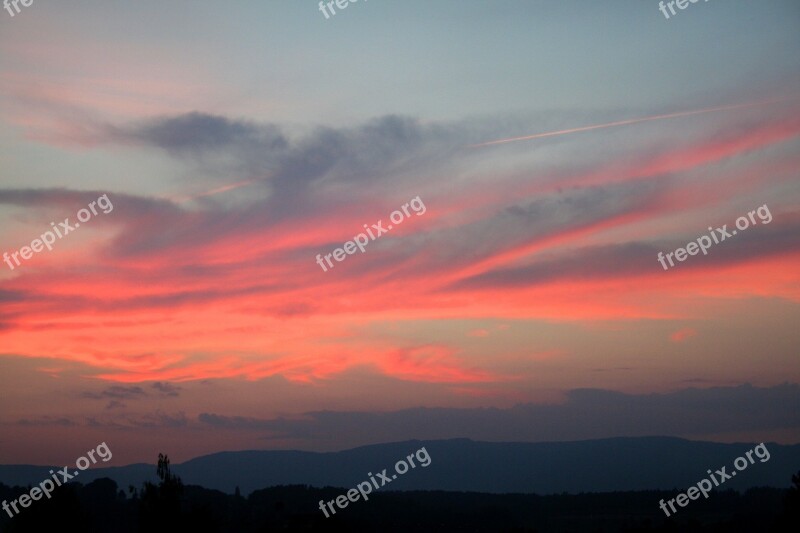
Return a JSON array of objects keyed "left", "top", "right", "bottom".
[
  {"left": 16, "top": 416, "right": 76, "bottom": 427},
  {"left": 129, "top": 411, "right": 189, "bottom": 428},
  {"left": 82, "top": 385, "right": 146, "bottom": 400},
  {"left": 85, "top": 411, "right": 189, "bottom": 429},
  {"left": 0, "top": 189, "right": 182, "bottom": 257},
  {"left": 152, "top": 382, "right": 181, "bottom": 397},
  {"left": 0, "top": 188, "right": 89, "bottom": 206},
  {"left": 102, "top": 113, "right": 468, "bottom": 209},
  {"left": 325, "top": 179, "right": 670, "bottom": 284},
  {"left": 11, "top": 385, "right": 797, "bottom": 449},
  {"left": 198, "top": 413, "right": 274, "bottom": 431},
  {"left": 1, "top": 114, "right": 797, "bottom": 321},
  {"left": 112, "top": 112, "right": 287, "bottom": 155},
  {"left": 453, "top": 215, "right": 800, "bottom": 290},
  {"left": 81, "top": 383, "right": 181, "bottom": 403},
  {"left": 196, "top": 384, "right": 800, "bottom": 446}
]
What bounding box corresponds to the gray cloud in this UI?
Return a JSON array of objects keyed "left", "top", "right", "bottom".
[
  {"left": 197, "top": 413, "right": 274, "bottom": 431},
  {"left": 197, "top": 384, "right": 800, "bottom": 446},
  {"left": 84, "top": 411, "right": 189, "bottom": 429},
  {"left": 16, "top": 416, "right": 76, "bottom": 427},
  {"left": 81, "top": 383, "right": 181, "bottom": 403},
  {"left": 82, "top": 385, "right": 146, "bottom": 400},
  {"left": 453, "top": 214, "right": 800, "bottom": 290},
  {"left": 129, "top": 411, "right": 189, "bottom": 428},
  {"left": 2, "top": 112, "right": 797, "bottom": 320},
  {"left": 104, "top": 113, "right": 466, "bottom": 206},
  {"left": 152, "top": 382, "right": 182, "bottom": 397},
  {"left": 10, "top": 385, "right": 797, "bottom": 451},
  {"left": 112, "top": 112, "right": 287, "bottom": 156}
]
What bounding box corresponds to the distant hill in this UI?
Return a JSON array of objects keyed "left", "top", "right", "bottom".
[{"left": 1, "top": 437, "right": 798, "bottom": 495}]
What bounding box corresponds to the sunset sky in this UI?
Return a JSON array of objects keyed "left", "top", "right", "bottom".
[{"left": 1, "top": 0, "right": 799, "bottom": 465}]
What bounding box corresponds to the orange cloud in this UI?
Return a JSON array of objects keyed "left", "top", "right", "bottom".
[{"left": 670, "top": 328, "right": 697, "bottom": 343}]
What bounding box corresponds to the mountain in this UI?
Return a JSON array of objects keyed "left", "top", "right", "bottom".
[{"left": 1, "top": 437, "right": 797, "bottom": 495}]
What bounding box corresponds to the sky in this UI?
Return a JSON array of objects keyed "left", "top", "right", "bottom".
[{"left": 0, "top": 0, "right": 799, "bottom": 465}]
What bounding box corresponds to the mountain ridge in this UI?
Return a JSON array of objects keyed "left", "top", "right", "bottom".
[{"left": 2, "top": 436, "right": 797, "bottom": 496}]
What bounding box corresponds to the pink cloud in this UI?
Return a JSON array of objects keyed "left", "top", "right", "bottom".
[{"left": 670, "top": 328, "right": 698, "bottom": 343}]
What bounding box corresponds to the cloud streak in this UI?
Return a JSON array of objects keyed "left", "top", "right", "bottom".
[{"left": 1, "top": 102, "right": 799, "bottom": 385}]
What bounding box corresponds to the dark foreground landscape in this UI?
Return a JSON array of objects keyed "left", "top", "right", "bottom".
[
  {"left": 2, "top": 438, "right": 800, "bottom": 532},
  {"left": 1, "top": 472, "right": 799, "bottom": 532}
]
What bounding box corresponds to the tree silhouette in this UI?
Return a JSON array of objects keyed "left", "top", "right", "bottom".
[
  {"left": 785, "top": 469, "right": 800, "bottom": 526},
  {"left": 138, "top": 453, "right": 184, "bottom": 532},
  {"left": 156, "top": 453, "right": 178, "bottom": 484}
]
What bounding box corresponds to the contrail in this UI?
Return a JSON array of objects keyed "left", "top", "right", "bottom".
[{"left": 470, "top": 96, "right": 799, "bottom": 148}]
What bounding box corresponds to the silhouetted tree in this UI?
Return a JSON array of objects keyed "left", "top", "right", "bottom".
[
  {"left": 138, "top": 453, "right": 184, "bottom": 532},
  {"left": 784, "top": 469, "right": 800, "bottom": 527}
]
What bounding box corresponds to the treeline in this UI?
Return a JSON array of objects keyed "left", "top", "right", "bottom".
[{"left": 0, "top": 459, "right": 798, "bottom": 532}]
